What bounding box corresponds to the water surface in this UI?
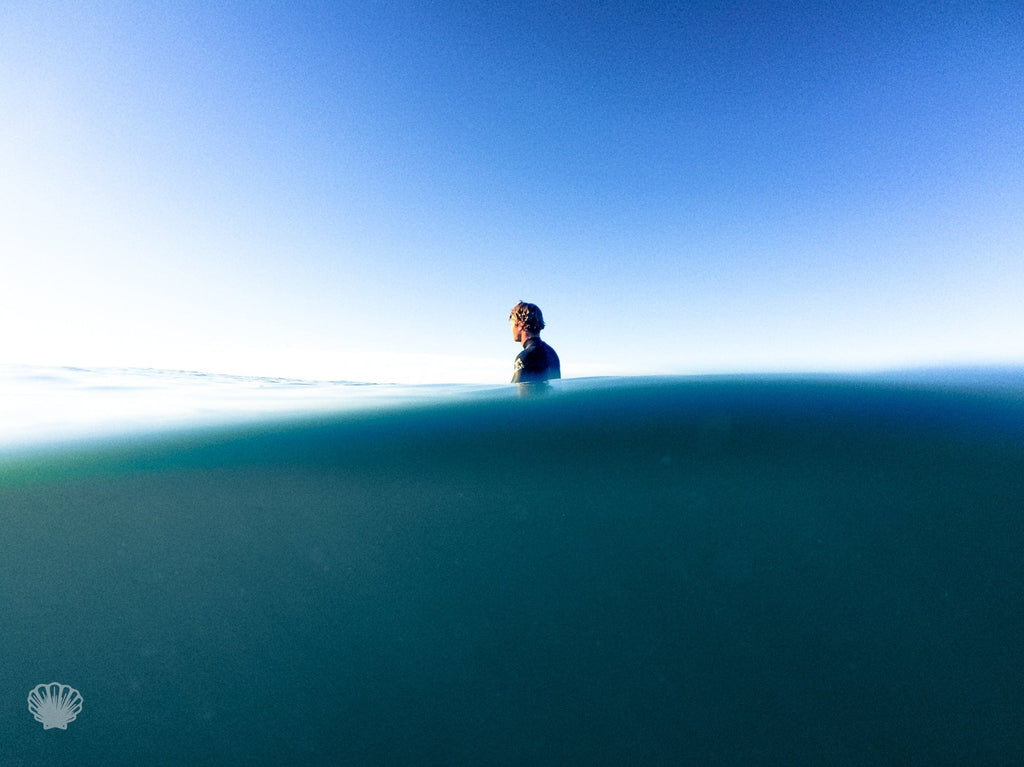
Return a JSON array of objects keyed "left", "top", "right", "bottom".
[{"left": 2, "top": 367, "right": 1022, "bottom": 764}]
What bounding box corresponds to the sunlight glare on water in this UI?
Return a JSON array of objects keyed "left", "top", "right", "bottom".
[{"left": 0, "top": 364, "right": 509, "bottom": 450}]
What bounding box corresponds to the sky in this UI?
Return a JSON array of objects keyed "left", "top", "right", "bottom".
[{"left": 1, "top": 0, "right": 1022, "bottom": 384}]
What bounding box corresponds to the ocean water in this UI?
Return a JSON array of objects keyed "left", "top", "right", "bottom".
[{"left": 1, "top": 365, "right": 1023, "bottom": 765}]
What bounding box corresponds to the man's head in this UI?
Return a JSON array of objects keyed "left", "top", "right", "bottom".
[{"left": 509, "top": 302, "right": 545, "bottom": 343}]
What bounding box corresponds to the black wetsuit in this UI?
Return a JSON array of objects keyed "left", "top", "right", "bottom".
[{"left": 512, "top": 337, "right": 561, "bottom": 383}]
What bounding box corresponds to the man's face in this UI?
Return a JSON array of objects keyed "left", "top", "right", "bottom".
[{"left": 510, "top": 318, "right": 526, "bottom": 343}]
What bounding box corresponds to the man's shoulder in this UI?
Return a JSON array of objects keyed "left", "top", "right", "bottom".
[
  {"left": 524, "top": 338, "right": 559, "bottom": 369},
  {"left": 525, "top": 337, "right": 555, "bottom": 351},
  {"left": 513, "top": 337, "right": 560, "bottom": 383},
  {"left": 520, "top": 339, "right": 549, "bottom": 359},
  {"left": 533, "top": 338, "right": 559, "bottom": 362}
]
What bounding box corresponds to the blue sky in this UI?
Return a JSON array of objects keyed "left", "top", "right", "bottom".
[{"left": 2, "top": 1, "right": 1022, "bottom": 383}]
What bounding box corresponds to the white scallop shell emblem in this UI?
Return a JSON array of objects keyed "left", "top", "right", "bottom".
[{"left": 27, "top": 682, "right": 83, "bottom": 730}]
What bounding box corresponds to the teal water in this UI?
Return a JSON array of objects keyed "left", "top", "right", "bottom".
[{"left": 2, "top": 372, "right": 1023, "bottom": 764}]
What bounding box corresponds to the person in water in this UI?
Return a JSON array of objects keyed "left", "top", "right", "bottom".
[{"left": 509, "top": 301, "right": 561, "bottom": 383}]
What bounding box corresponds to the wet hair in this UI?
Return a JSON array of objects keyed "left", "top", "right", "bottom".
[{"left": 509, "top": 302, "right": 546, "bottom": 334}]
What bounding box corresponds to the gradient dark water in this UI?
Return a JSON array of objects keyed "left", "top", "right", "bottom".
[{"left": 2, "top": 376, "right": 1022, "bottom": 765}]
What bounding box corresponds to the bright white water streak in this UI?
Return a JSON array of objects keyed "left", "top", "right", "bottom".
[
  {"left": 3, "top": 363, "right": 1022, "bottom": 454},
  {"left": 0, "top": 364, "right": 512, "bottom": 451}
]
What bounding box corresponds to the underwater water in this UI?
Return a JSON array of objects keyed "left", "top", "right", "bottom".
[{"left": 1, "top": 366, "right": 1023, "bottom": 765}]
